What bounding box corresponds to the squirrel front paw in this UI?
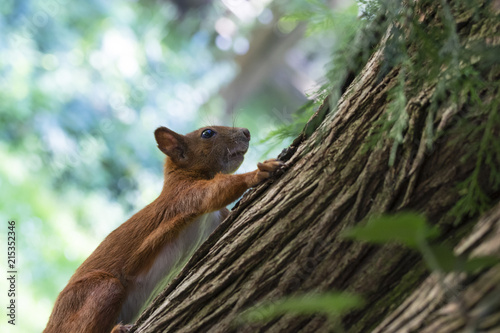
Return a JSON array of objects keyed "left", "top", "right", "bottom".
[{"left": 252, "top": 159, "right": 284, "bottom": 185}]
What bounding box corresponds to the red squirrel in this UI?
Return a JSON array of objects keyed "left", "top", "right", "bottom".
[{"left": 44, "top": 126, "right": 283, "bottom": 333}]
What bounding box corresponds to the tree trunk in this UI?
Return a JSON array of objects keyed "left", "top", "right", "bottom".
[
  {"left": 130, "top": 2, "right": 499, "bottom": 332},
  {"left": 372, "top": 202, "right": 500, "bottom": 333}
]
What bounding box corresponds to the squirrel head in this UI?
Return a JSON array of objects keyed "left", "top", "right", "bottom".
[{"left": 154, "top": 126, "right": 251, "bottom": 178}]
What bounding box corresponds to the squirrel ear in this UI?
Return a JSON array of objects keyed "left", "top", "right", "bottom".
[{"left": 154, "top": 127, "right": 187, "bottom": 161}]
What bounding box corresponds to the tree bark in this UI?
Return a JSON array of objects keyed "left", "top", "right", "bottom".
[
  {"left": 130, "top": 2, "right": 499, "bottom": 332},
  {"left": 372, "top": 202, "right": 500, "bottom": 333}
]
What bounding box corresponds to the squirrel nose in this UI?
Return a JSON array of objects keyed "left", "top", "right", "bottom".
[{"left": 240, "top": 128, "right": 251, "bottom": 141}]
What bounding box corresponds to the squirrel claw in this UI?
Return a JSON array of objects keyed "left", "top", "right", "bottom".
[
  {"left": 257, "top": 159, "right": 285, "bottom": 172},
  {"left": 253, "top": 159, "right": 284, "bottom": 186}
]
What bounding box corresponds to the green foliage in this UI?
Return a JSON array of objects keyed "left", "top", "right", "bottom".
[
  {"left": 316, "top": 5, "right": 371, "bottom": 108},
  {"left": 463, "top": 256, "right": 500, "bottom": 273},
  {"left": 448, "top": 82, "right": 500, "bottom": 223},
  {"left": 281, "top": 0, "right": 359, "bottom": 36},
  {"left": 259, "top": 100, "right": 316, "bottom": 147},
  {"left": 239, "top": 292, "right": 364, "bottom": 324},
  {"left": 269, "top": 0, "right": 499, "bottom": 225},
  {"left": 343, "top": 212, "right": 499, "bottom": 274},
  {"left": 357, "top": 0, "right": 381, "bottom": 21},
  {"left": 425, "top": 244, "right": 499, "bottom": 274},
  {"left": 356, "top": 0, "right": 500, "bottom": 223},
  {"left": 342, "top": 212, "right": 439, "bottom": 249},
  {"left": 264, "top": 0, "right": 363, "bottom": 145}
]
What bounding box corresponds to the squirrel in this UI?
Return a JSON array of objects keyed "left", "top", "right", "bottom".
[{"left": 43, "top": 126, "right": 284, "bottom": 333}]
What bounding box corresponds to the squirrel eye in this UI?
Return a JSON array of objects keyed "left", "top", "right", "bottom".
[{"left": 201, "top": 129, "right": 216, "bottom": 139}]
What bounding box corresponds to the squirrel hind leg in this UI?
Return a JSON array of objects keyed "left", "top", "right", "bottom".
[
  {"left": 45, "top": 271, "right": 126, "bottom": 333},
  {"left": 78, "top": 271, "right": 127, "bottom": 333}
]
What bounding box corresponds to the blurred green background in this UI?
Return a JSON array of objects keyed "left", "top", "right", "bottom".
[{"left": 0, "top": 0, "right": 357, "bottom": 331}]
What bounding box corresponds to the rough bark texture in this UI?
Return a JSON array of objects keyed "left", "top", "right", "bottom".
[
  {"left": 130, "top": 2, "right": 499, "bottom": 333},
  {"left": 372, "top": 202, "right": 500, "bottom": 333}
]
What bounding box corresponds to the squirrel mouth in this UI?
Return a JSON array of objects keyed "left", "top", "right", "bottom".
[{"left": 227, "top": 147, "right": 248, "bottom": 158}]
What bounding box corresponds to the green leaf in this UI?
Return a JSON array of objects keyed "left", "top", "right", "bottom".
[
  {"left": 239, "top": 292, "right": 364, "bottom": 323},
  {"left": 342, "top": 213, "right": 440, "bottom": 248},
  {"left": 424, "top": 245, "right": 499, "bottom": 273},
  {"left": 464, "top": 256, "right": 500, "bottom": 273},
  {"left": 427, "top": 244, "right": 459, "bottom": 272}
]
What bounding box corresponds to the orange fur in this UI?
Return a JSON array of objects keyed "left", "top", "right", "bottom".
[{"left": 44, "top": 126, "right": 283, "bottom": 333}]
